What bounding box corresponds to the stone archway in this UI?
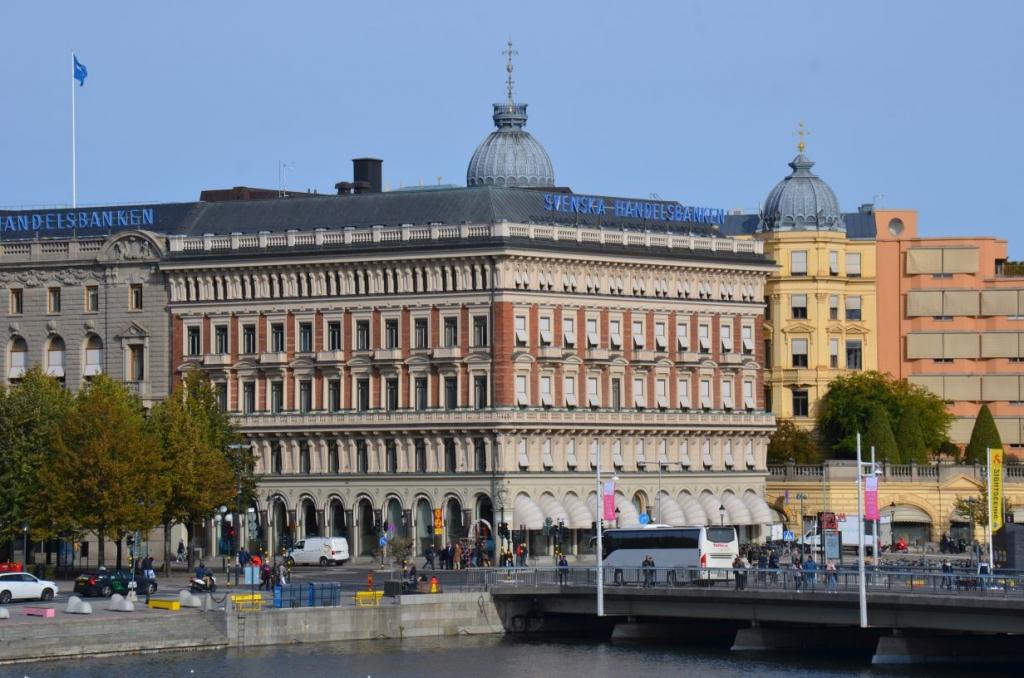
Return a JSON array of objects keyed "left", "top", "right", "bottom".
[
  {"left": 357, "top": 497, "right": 376, "bottom": 556},
  {"left": 445, "top": 496, "right": 464, "bottom": 544},
  {"left": 301, "top": 498, "right": 319, "bottom": 538},
  {"left": 416, "top": 497, "right": 434, "bottom": 556},
  {"left": 329, "top": 498, "right": 346, "bottom": 538}
]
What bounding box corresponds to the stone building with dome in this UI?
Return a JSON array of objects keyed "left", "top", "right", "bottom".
[{"left": 722, "top": 142, "right": 878, "bottom": 428}]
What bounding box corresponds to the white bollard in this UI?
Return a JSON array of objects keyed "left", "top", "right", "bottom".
[
  {"left": 66, "top": 596, "right": 94, "bottom": 614},
  {"left": 0, "top": 607, "right": 9, "bottom": 620},
  {"left": 179, "top": 589, "right": 202, "bottom": 608}
]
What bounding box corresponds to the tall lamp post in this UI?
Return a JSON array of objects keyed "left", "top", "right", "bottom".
[
  {"left": 657, "top": 461, "right": 668, "bottom": 523},
  {"left": 718, "top": 505, "right": 726, "bottom": 527},
  {"left": 21, "top": 521, "right": 29, "bottom": 571},
  {"left": 889, "top": 501, "right": 897, "bottom": 550},
  {"left": 795, "top": 492, "right": 808, "bottom": 551}
]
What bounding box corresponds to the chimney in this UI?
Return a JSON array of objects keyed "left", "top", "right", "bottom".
[
  {"left": 352, "top": 158, "right": 383, "bottom": 194},
  {"left": 334, "top": 181, "right": 352, "bottom": 195}
]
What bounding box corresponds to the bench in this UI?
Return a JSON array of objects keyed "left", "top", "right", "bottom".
[
  {"left": 354, "top": 590, "right": 384, "bottom": 607},
  {"left": 147, "top": 599, "right": 181, "bottom": 611},
  {"left": 24, "top": 607, "right": 56, "bottom": 618},
  {"left": 231, "top": 594, "right": 263, "bottom": 612}
]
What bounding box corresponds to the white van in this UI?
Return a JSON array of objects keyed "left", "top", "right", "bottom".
[{"left": 285, "top": 537, "right": 349, "bottom": 566}]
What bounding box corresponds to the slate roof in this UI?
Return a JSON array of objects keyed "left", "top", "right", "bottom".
[{"left": 720, "top": 211, "right": 877, "bottom": 240}]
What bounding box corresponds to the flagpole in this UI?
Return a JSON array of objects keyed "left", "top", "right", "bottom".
[
  {"left": 987, "top": 447, "right": 994, "bottom": 573},
  {"left": 71, "top": 50, "right": 77, "bottom": 209}
]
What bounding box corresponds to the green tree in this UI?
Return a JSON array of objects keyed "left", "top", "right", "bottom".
[
  {"left": 31, "top": 375, "right": 168, "bottom": 567},
  {"left": 895, "top": 406, "right": 928, "bottom": 464},
  {"left": 148, "top": 371, "right": 247, "bottom": 571},
  {"left": 864, "top": 405, "right": 900, "bottom": 463},
  {"left": 0, "top": 368, "right": 72, "bottom": 547},
  {"left": 817, "top": 371, "right": 952, "bottom": 459},
  {"left": 952, "top": 490, "right": 988, "bottom": 532},
  {"left": 767, "top": 419, "right": 823, "bottom": 464},
  {"left": 964, "top": 404, "right": 1003, "bottom": 464}
]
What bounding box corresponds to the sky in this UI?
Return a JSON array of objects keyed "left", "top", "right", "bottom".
[{"left": 1, "top": 1, "right": 1022, "bottom": 257}]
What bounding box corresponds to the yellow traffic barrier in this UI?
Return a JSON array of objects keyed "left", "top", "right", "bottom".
[
  {"left": 231, "top": 593, "right": 263, "bottom": 612},
  {"left": 147, "top": 599, "right": 181, "bottom": 611},
  {"left": 354, "top": 590, "right": 384, "bottom": 607},
  {"left": 230, "top": 593, "right": 263, "bottom": 604}
]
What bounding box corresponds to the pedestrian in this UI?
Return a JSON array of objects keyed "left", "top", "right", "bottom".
[
  {"left": 143, "top": 555, "right": 156, "bottom": 581},
  {"left": 803, "top": 556, "right": 817, "bottom": 592},
  {"left": 557, "top": 554, "right": 569, "bottom": 585},
  {"left": 515, "top": 543, "right": 524, "bottom": 567},
  {"left": 757, "top": 550, "right": 768, "bottom": 586},
  {"left": 732, "top": 555, "right": 746, "bottom": 590},
  {"left": 642, "top": 554, "right": 656, "bottom": 587},
  {"left": 792, "top": 559, "right": 803, "bottom": 591},
  {"left": 522, "top": 543, "right": 529, "bottom": 567},
  {"left": 453, "top": 542, "right": 463, "bottom": 571},
  {"left": 424, "top": 544, "right": 436, "bottom": 570},
  {"left": 176, "top": 540, "right": 186, "bottom": 563},
  {"left": 261, "top": 561, "right": 272, "bottom": 591},
  {"left": 941, "top": 559, "right": 953, "bottom": 590},
  {"left": 768, "top": 550, "right": 779, "bottom": 585},
  {"left": 825, "top": 559, "right": 837, "bottom": 592}
]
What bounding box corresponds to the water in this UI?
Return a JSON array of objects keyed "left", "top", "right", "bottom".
[{"left": 5, "top": 636, "right": 1016, "bottom": 678}]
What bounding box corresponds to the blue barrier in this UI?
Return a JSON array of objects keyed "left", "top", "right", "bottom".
[{"left": 273, "top": 583, "right": 343, "bottom": 608}]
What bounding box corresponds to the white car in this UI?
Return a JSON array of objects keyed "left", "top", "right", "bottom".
[{"left": 0, "top": 572, "right": 60, "bottom": 603}]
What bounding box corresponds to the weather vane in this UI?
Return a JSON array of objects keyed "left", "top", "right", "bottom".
[
  {"left": 794, "top": 121, "right": 810, "bottom": 153},
  {"left": 503, "top": 39, "right": 518, "bottom": 110}
]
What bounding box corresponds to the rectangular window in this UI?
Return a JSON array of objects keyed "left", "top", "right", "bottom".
[
  {"left": 242, "top": 324, "right": 256, "bottom": 354},
  {"left": 444, "top": 377, "right": 457, "bottom": 409},
  {"left": 216, "top": 383, "right": 228, "bottom": 412},
  {"left": 633, "top": 376, "right": 646, "bottom": 408},
  {"left": 129, "top": 284, "right": 143, "bottom": 310},
  {"left": 676, "top": 320, "right": 689, "bottom": 351},
  {"left": 846, "top": 296, "right": 862, "bottom": 321},
  {"left": 356, "top": 378, "right": 370, "bottom": 411},
  {"left": 741, "top": 325, "right": 754, "bottom": 354},
  {"left": 564, "top": 375, "right": 577, "bottom": 407},
  {"left": 386, "top": 440, "right": 398, "bottom": 473},
  {"left": 846, "top": 252, "right": 862, "bottom": 277},
  {"left": 829, "top": 295, "right": 839, "bottom": 321},
  {"left": 791, "top": 250, "right": 808, "bottom": 276},
  {"left": 632, "top": 319, "right": 645, "bottom": 349},
  {"left": 678, "top": 378, "right": 691, "bottom": 409},
  {"left": 85, "top": 286, "right": 99, "bottom": 313},
  {"left": 474, "top": 438, "right": 487, "bottom": 472},
  {"left": 243, "top": 382, "right": 255, "bottom": 414},
  {"left": 586, "top": 318, "right": 599, "bottom": 348},
  {"left": 540, "top": 375, "right": 553, "bottom": 408},
  {"left": 829, "top": 251, "right": 839, "bottom": 276},
  {"left": 698, "top": 323, "right": 711, "bottom": 353},
  {"left": 9, "top": 289, "right": 24, "bottom": 315},
  {"left": 721, "top": 379, "right": 734, "bottom": 410},
  {"left": 443, "top": 317, "right": 458, "bottom": 347},
  {"left": 539, "top": 316, "right": 553, "bottom": 346},
  {"left": 846, "top": 339, "right": 863, "bottom": 370},
  {"left": 299, "top": 379, "right": 312, "bottom": 413},
  {"left": 829, "top": 338, "right": 839, "bottom": 368},
  {"left": 414, "top": 318, "right": 428, "bottom": 349},
  {"left": 654, "top": 322, "right": 667, "bottom": 351},
  {"left": 444, "top": 439, "right": 457, "bottom": 473},
  {"left": 328, "top": 379, "right": 341, "bottom": 411},
  {"left": 791, "top": 294, "right": 808, "bottom": 319},
  {"left": 792, "top": 389, "right": 809, "bottom": 417},
  {"left": 515, "top": 374, "right": 529, "bottom": 407},
  {"left": 215, "top": 326, "right": 229, "bottom": 354},
  {"left": 792, "top": 338, "right": 809, "bottom": 368},
  {"left": 563, "top": 316, "right": 576, "bottom": 348},
  {"left": 386, "top": 378, "right": 399, "bottom": 410},
  {"left": 721, "top": 322, "right": 733, "bottom": 353},
  {"left": 764, "top": 339, "right": 772, "bottom": 369},
  {"left": 48, "top": 287, "right": 61, "bottom": 313},
  {"left": 415, "top": 439, "right": 427, "bottom": 472},
  {"left": 128, "top": 345, "right": 144, "bottom": 381},
  {"left": 356, "top": 440, "right": 368, "bottom": 473},
  {"left": 327, "top": 321, "right": 342, "bottom": 351},
  {"left": 298, "top": 322, "right": 313, "bottom": 352},
  {"left": 474, "top": 375, "right": 488, "bottom": 409},
  {"left": 655, "top": 378, "right": 668, "bottom": 409},
  {"left": 385, "top": 318, "right": 399, "bottom": 349},
  {"left": 415, "top": 377, "right": 428, "bottom": 410},
  {"left": 187, "top": 327, "right": 201, "bottom": 356},
  {"left": 514, "top": 316, "right": 528, "bottom": 347},
  {"left": 609, "top": 319, "right": 622, "bottom": 349},
  {"left": 271, "top": 381, "right": 283, "bottom": 413},
  {"left": 611, "top": 378, "right": 622, "bottom": 410},
  {"left": 473, "top": 316, "right": 488, "bottom": 347},
  {"left": 699, "top": 379, "right": 712, "bottom": 409},
  {"left": 356, "top": 320, "right": 370, "bottom": 350},
  {"left": 743, "top": 380, "right": 755, "bottom": 411},
  {"left": 271, "top": 323, "right": 285, "bottom": 352},
  {"left": 587, "top": 376, "right": 600, "bottom": 408}
]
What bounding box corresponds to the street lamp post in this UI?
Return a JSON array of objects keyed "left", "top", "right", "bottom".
[
  {"left": 657, "top": 462, "right": 667, "bottom": 523},
  {"left": 718, "top": 505, "right": 726, "bottom": 527},
  {"left": 795, "top": 492, "right": 808, "bottom": 551},
  {"left": 21, "top": 521, "right": 29, "bottom": 571},
  {"left": 966, "top": 497, "right": 977, "bottom": 560},
  {"left": 889, "top": 501, "right": 897, "bottom": 550}
]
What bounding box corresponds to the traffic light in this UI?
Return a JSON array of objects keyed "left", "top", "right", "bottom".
[{"left": 126, "top": 534, "right": 135, "bottom": 548}]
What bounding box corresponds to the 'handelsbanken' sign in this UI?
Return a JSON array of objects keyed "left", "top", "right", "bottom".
[
  {"left": 543, "top": 193, "right": 725, "bottom": 226},
  {"left": 1, "top": 207, "right": 155, "bottom": 234}
]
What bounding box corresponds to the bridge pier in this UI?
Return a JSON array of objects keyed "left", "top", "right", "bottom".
[
  {"left": 731, "top": 625, "right": 879, "bottom": 654},
  {"left": 872, "top": 634, "right": 1023, "bottom": 665}
]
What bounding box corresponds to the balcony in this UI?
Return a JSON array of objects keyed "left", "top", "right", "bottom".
[
  {"left": 260, "top": 352, "right": 288, "bottom": 366},
  {"left": 373, "top": 348, "right": 403, "bottom": 361},
  {"left": 125, "top": 381, "right": 149, "bottom": 397},
  {"left": 537, "top": 346, "right": 562, "bottom": 360},
  {"left": 587, "top": 348, "right": 610, "bottom": 361},
  {"left": 316, "top": 350, "right": 345, "bottom": 364},
  {"left": 432, "top": 347, "right": 462, "bottom": 360},
  {"left": 203, "top": 354, "right": 232, "bottom": 367}
]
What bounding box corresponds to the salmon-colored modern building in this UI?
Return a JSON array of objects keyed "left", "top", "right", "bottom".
[{"left": 875, "top": 209, "right": 1024, "bottom": 452}]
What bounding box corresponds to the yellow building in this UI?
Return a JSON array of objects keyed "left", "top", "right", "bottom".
[{"left": 724, "top": 143, "right": 877, "bottom": 426}]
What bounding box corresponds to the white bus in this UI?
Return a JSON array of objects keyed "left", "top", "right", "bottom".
[{"left": 602, "top": 525, "right": 739, "bottom": 585}]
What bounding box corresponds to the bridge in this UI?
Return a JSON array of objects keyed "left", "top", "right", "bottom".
[{"left": 485, "top": 567, "right": 1024, "bottom": 665}]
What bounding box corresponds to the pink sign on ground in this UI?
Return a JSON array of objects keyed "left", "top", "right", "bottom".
[
  {"left": 602, "top": 480, "right": 616, "bottom": 521},
  {"left": 864, "top": 475, "right": 880, "bottom": 521}
]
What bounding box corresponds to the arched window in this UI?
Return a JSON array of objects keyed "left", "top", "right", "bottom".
[
  {"left": 84, "top": 335, "right": 103, "bottom": 376},
  {"left": 46, "top": 337, "right": 66, "bottom": 378},
  {"left": 8, "top": 337, "right": 27, "bottom": 380}
]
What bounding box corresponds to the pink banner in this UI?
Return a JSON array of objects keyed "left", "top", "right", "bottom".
[
  {"left": 602, "top": 480, "right": 616, "bottom": 521},
  {"left": 864, "top": 476, "right": 879, "bottom": 521}
]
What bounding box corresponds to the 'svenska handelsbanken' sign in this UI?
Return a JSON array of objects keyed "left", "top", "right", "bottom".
[
  {"left": 1, "top": 207, "right": 155, "bottom": 233},
  {"left": 543, "top": 193, "right": 725, "bottom": 226}
]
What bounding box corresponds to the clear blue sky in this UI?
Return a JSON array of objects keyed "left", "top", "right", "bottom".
[{"left": 2, "top": 1, "right": 1021, "bottom": 257}]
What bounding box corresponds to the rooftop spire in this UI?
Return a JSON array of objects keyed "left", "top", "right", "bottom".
[
  {"left": 502, "top": 39, "right": 518, "bottom": 111},
  {"left": 794, "top": 121, "right": 810, "bottom": 154}
]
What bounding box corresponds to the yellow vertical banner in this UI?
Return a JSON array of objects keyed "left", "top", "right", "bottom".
[{"left": 990, "top": 448, "right": 1004, "bottom": 532}]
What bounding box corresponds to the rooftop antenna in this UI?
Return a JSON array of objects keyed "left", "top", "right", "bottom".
[
  {"left": 502, "top": 38, "right": 518, "bottom": 112},
  {"left": 278, "top": 161, "right": 292, "bottom": 197},
  {"left": 794, "top": 121, "right": 810, "bottom": 153}
]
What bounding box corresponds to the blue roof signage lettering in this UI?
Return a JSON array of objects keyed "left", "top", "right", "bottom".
[
  {"left": 1, "top": 208, "right": 155, "bottom": 235},
  {"left": 543, "top": 193, "right": 725, "bottom": 226}
]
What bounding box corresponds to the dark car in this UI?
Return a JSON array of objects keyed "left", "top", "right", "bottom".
[{"left": 73, "top": 570, "right": 157, "bottom": 597}]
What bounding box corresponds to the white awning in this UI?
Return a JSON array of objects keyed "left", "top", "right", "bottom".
[
  {"left": 615, "top": 495, "right": 641, "bottom": 528},
  {"left": 742, "top": 491, "right": 773, "bottom": 524},
  {"left": 563, "top": 494, "right": 593, "bottom": 529},
  {"left": 700, "top": 492, "right": 724, "bottom": 526},
  {"left": 538, "top": 494, "right": 570, "bottom": 524},
  {"left": 891, "top": 505, "right": 932, "bottom": 524},
  {"left": 678, "top": 493, "right": 707, "bottom": 525},
  {"left": 722, "top": 492, "right": 753, "bottom": 525},
  {"left": 512, "top": 494, "right": 544, "bottom": 530},
  {"left": 655, "top": 492, "right": 687, "bottom": 526}
]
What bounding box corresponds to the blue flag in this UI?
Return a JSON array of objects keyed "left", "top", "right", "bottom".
[{"left": 73, "top": 55, "right": 87, "bottom": 86}]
